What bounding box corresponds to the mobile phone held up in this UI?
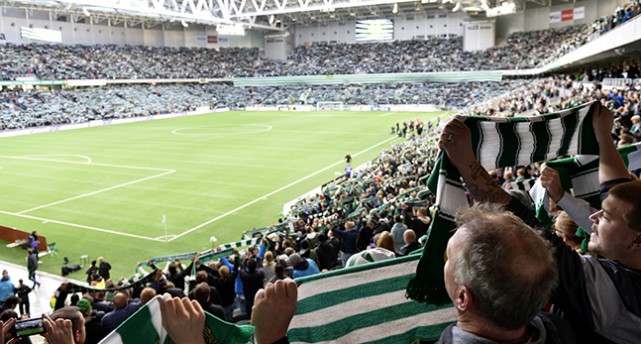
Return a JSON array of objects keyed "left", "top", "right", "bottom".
[{"left": 11, "top": 317, "right": 46, "bottom": 338}]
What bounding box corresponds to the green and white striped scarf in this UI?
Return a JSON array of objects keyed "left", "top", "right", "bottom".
[
  {"left": 289, "top": 254, "right": 456, "bottom": 344},
  {"left": 529, "top": 141, "right": 641, "bottom": 224},
  {"left": 506, "top": 178, "right": 537, "bottom": 192},
  {"left": 407, "top": 101, "right": 599, "bottom": 304},
  {"left": 216, "top": 237, "right": 260, "bottom": 250},
  {"left": 99, "top": 295, "right": 254, "bottom": 344}
]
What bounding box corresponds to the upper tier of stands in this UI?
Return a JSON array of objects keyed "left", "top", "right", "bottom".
[
  {"left": 2, "top": 1, "right": 640, "bottom": 81},
  {"left": 0, "top": 25, "right": 589, "bottom": 80}
]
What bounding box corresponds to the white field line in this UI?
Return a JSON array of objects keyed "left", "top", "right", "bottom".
[
  {"left": 269, "top": 129, "right": 383, "bottom": 136},
  {"left": 13, "top": 154, "right": 94, "bottom": 164},
  {"left": 0, "top": 155, "right": 171, "bottom": 172},
  {"left": 378, "top": 112, "right": 397, "bottom": 117},
  {"left": 0, "top": 154, "right": 175, "bottom": 214},
  {"left": 0, "top": 210, "right": 161, "bottom": 242},
  {"left": 171, "top": 124, "right": 272, "bottom": 136},
  {"left": 18, "top": 169, "right": 175, "bottom": 214},
  {"left": 168, "top": 136, "right": 400, "bottom": 242}
]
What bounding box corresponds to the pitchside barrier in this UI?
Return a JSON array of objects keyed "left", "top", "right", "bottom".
[{"left": 0, "top": 225, "right": 48, "bottom": 252}]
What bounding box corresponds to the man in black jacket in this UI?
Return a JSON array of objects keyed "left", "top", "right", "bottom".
[{"left": 27, "top": 249, "right": 40, "bottom": 288}]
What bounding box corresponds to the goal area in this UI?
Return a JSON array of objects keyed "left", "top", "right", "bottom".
[{"left": 316, "top": 101, "right": 344, "bottom": 111}]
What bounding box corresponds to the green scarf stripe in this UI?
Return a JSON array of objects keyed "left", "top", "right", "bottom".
[
  {"left": 219, "top": 237, "right": 259, "bottom": 249},
  {"left": 530, "top": 120, "right": 550, "bottom": 163},
  {"left": 578, "top": 107, "right": 598, "bottom": 155},
  {"left": 617, "top": 142, "right": 641, "bottom": 168},
  {"left": 362, "top": 322, "right": 455, "bottom": 344},
  {"left": 544, "top": 157, "right": 576, "bottom": 190},
  {"left": 466, "top": 117, "right": 484, "bottom": 165},
  {"left": 557, "top": 108, "right": 579, "bottom": 157},
  {"left": 296, "top": 275, "right": 413, "bottom": 314},
  {"left": 191, "top": 248, "right": 235, "bottom": 276},
  {"left": 288, "top": 302, "right": 452, "bottom": 343},
  {"left": 426, "top": 150, "right": 444, "bottom": 194},
  {"left": 445, "top": 175, "right": 465, "bottom": 188},
  {"left": 115, "top": 305, "right": 160, "bottom": 344},
  {"left": 106, "top": 296, "right": 254, "bottom": 344},
  {"left": 149, "top": 252, "right": 197, "bottom": 264},
  {"left": 497, "top": 121, "right": 519, "bottom": 167},
  {"left": 405, "top": 211, "right": 453, "bottom": 305}
]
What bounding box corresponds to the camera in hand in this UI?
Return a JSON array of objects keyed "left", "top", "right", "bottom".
[{"left": 11, "top": 317, "right": 46, "bottom": 338}]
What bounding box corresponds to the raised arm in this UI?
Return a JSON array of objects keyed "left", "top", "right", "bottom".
[
  {"left": 252, "top": 279, "right": 298, "bottom": 344},
  {"left": 439, "top": 118, "right": 511, "bottom": 205},
  {"left": 540, "top": 165, "right": 595, "bottom": 232},
  {"left": 592, "top": 102, "right": 630, "bottom": 183}
]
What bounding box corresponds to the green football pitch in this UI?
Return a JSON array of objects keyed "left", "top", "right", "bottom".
[{"left": 0, "top": 110, "right": 450, "bottom": 279}]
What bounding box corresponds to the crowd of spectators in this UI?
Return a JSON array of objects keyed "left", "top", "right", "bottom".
[
  {"left": 2, "top": 8, "right": 641, "bottom": 337},
  {"left": 2, "top": 68, "right": 641, "bottom": 343},
  {"left": 589, "top": 0, "right": 641, "bottom": 37},
  {"left": 0, "top": 80, "right": 527, "bottom": 131},
  {"left": 0, "top": 44, "right": 262, "bottom": 80},
  {"left": 1, "top": 0, "right": 641, "bottom": 83},
  {"left": 464, "top": 74, "right": 641, "bottom": 148},
  {"left": 0, "top": 24, "right": 591, "bottom": 81}
]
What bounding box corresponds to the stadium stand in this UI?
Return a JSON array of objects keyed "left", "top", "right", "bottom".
[
  {"left": 1, "top": 81, "right": 528, "bottom": 130},
  {"left": 0, "top": 25, "right": 592, "bottom": 80},
  {"left": 3, "top": 1, "right": 641, "bottom": 343}
]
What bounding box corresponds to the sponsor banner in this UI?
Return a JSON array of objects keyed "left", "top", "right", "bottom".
[
  {"left": 562, "top": 9, "right": 574, "bottom": 21},
  {"left": 549, "top": 11, "right": 561, "bottom": 23},
  {"left": 207, "top": 35, "right": 218, "bottom": 44},
  {"left": 574, "top": 6, "right": 585, "bottom": 20}
]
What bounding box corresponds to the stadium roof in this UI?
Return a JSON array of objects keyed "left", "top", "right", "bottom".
[{"left": 0, "top": 0, "right": 554, "bottom": 31}]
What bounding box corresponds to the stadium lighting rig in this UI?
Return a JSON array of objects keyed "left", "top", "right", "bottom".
[
  {"left": 2, "top": 0, "right": 522, "bottom": 32},
  {"left": 1, "top": 0, "right": 282, "bottom": 31},
  {"left": 485, "top": 1, "right": 516, "bottom": 17}
]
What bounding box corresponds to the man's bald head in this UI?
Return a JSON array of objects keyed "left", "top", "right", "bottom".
[{"left": 112, "top": 292, "right": 128, "bottom": 309}]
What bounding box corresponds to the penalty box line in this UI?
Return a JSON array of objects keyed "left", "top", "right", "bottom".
[
  {"left": 0, "top": 210, "right": 161, "bottom": 242},
  {"left": 0, "top": 155, "right": 176, "bottom": 215},
  {"left": 1, "top": 155, "right": 174, "bottom": 241}
]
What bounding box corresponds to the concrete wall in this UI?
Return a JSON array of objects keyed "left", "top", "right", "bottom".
[
  {"left": 496, "top": 0, "right": 622, "bottom": 40},
  {"left": 294, "top": 11, "right": 467, "bottom": 46}
]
